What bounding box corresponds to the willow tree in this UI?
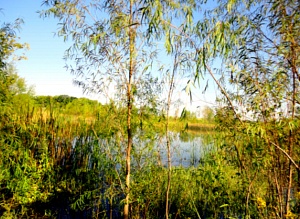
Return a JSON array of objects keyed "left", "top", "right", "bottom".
[
  {"left": 189, "top": 0, "right": 300, "bottom": 217},
  {"left": 41, "top": 0, "right": 195, "bottom": 217},
  {"left": 0, "top": 18, "right": 28, "bottom": 103}
]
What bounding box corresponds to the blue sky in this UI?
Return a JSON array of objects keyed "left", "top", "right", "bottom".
[
  {"left": 1, "top": 0, "right": 95, "bottom": 98},
  {"left": 1, "top": 0, "right": 218, "bottom": 114}
]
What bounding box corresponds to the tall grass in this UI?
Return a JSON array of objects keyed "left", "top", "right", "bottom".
[{"left": 1, "top": 100, "right": 275, "bottom": 218}]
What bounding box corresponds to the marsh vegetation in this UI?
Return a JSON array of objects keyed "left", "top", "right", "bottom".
[{"left": 1, "top": 0, "right": 300, "bottom": 218}]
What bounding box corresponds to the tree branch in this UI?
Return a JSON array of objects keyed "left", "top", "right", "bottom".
[{"left": 270, "top": 141, "right": 299, "bottom": 170}]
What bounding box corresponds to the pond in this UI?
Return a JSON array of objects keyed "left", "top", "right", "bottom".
[
  {"left": 68, "top": 130, "right": 214, "bottom": 170},
  {"left": 53, "top": 130, "right": 215, "bottom": 219},
  {"left": 155, "top": 131, "right": 214, "bottom": 167}
]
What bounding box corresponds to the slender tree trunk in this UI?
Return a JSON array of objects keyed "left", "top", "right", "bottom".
[
  {"left": 124, "top": 1, "right": 135, "bottom": 218},
  {"left": 286, "top": 159, "right": 293, "bottom": 214},
  {"left": 165, "top": 51, "right": 177, "bottom": 219},
  {"left": 285, "top": 23, "right": 298, "bottom": 214},
  {"left": 165, "top": 118, "right": 171, "bottom": 219},
  {"left": 274, "top": 167, "right": 283, "bottom": 218}
]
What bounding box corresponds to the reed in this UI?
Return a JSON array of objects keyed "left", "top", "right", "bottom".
[{"left": 0, "top": 98, "right": 265, "bottom": 218}]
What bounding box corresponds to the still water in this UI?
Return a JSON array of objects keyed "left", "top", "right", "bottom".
[
  {"left": 156, "top": 131, "right": 212, "bottom": 167},
  {"left": 56, "top": 131, "right": 214, "bottom": 219},
  {"left": 129, "top": 130, "right": 214, "bottom": 169}
]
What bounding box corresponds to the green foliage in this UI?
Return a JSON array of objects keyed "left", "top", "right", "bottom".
[
  {"left": 64, "top": 97, "right": 100, "bottom": 117},
  {"left": 34, "top": 95, "right": 78, "bottom": 108},
  {"left": 202, "top": 106, "right": 215, "bottom": 123},
  {"left": 0, "top": 18, "right": 29, "bottom": 107},
  {"left": 180, "top": 108, "right": 198, "bottom": 122},
  {"left": 0, "top": 17, "right": 27, "bottom": 67},
  {"left": 39, "top": 2, "right": 198, "bottom": 216},
  {"left": 191, "top": 0, "right": 300, "bottom": 217},
  {"left": 4, "top": 0, "right": 300, "bottom": 218},
  {"left": 129, "top": 150, "right": 245, "bottom": 218}
]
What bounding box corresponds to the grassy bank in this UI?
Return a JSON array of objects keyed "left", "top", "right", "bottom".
[{"left": 1, "top": 98, "right": 298, "bottom": 218}]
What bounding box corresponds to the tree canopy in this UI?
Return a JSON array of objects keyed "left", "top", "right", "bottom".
[{"left": 1, "top": 0, "right": 299, "bottom": 218}]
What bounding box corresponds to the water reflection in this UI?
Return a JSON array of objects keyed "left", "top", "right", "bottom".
[
  {"left": 155, "top": 131, "right": 214, "bottom": 167},
  {"left": 52, "top": 130, "right": 214, "bottom": 218}
]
